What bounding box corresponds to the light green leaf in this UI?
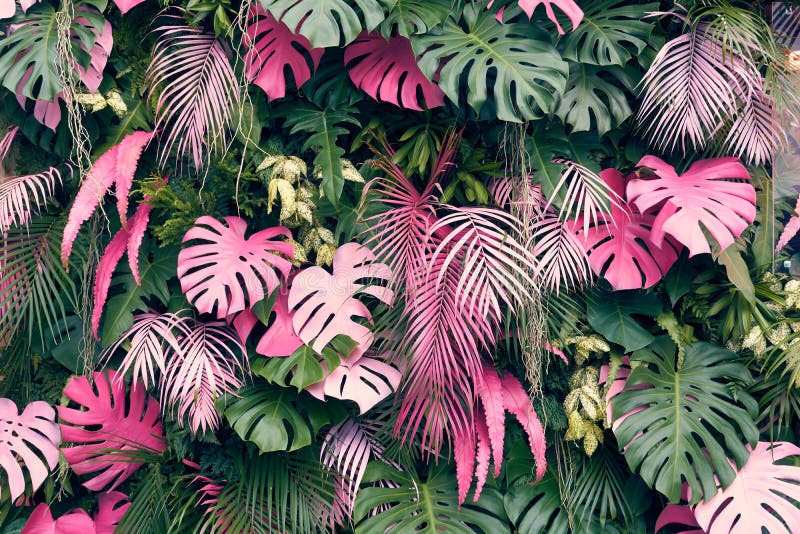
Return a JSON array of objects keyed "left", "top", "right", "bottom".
[
  {"left": 413, "top": 5, "right": 568, "bottom": 122},
  {"left": 561, "top": 0, "right": 657, "bottom": 66},
  {"left": 261, "top": 0, "right": 393, "bottom": 48},
  {"left": 716, "top": 245, "right": 755, "bottom": 305},
  {"left": 252, "top": 344, "right": 341, "bottom": 392},
  {"left": 555, "top": 63, "right": 632, "bottom": 135},
  {"left": 613, "top": 338, "right": 759, "bottom": 504}
]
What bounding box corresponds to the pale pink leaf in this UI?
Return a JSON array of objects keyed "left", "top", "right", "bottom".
[
  {"left": 476, "top": 365, "right": 505, "bottom": 478},
  {"left": 61, "top": 130, "right": 154, "bottom": 266},
  {"left": 19, "top": 0, "right": 39, "bottom": 12},
  {"left": 0, "top": 128, "right": 62, "bottom": 234},
  {"left": 0, "top": 399, "right": 60, "bottom": 502},
  {"left": 573, "top": 169, "right": 681, "bottom": 290},
  {"left": 776, "top": 194, "right": 800, "bottom": 254},
  {"left": 93, "top": 491, "right": 130, "bottom": 534},
  {"left": 58, "top": 369, "right": 166, "bottom": 491},
  {"left": 693, "top": 441, "right": 800, "bottom": 533},
  {"left": 161, "top": 319, "right": 248, "bottom": 433},
  {"left": 532, "top": 210, "right": 591, "bottom": 293},
  {"left": 22, "top": 504, "right": 94, "bottom": 534},
  {"left": 75, "top": 18, "right": 113, "bottom": 94},
  {"left": 232, "top": 283, "right": 303, "bottom": 357},
  {"left": 494, "top": 0, "right": 583, "bottom": 33},
  {"left": 344, "top": 32, "right": 444, "bottom": 110},
  {"left": 244, "top": 6, "right": 324, "bottom": 100},
  {"left": 178, "top": 216, "right": 293, "bottom": 319},
  {"left": 501, "top": 374, "right": 546, "bottom": 480},
  {"left": 112, "top": 0, "right": 146, "bottom": 14},
  {"left": 307, "top": 354, "right": 401, "bottom": 414},
  {"left": 627, "top": 156, "right": 755, "bottom": 256},
  {"left": 654, "top": 504, "right": 703, "bottom": 534},
  {"left": 0, "top": 0, "right": 14, "bottom": 18},
  {"left": 32, "top": 98, "right": 62, "bottom": 131},
  {"left": 288, "top": 242, "right": 393, "bottom": 357}
]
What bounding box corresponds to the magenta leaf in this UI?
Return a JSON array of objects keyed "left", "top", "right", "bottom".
[
  {"left": 0, "top": 399, "right": 60, "bottom": 502},
  {"left": 244, "top": 6, "right": 324, "bottom": 100},
  {"left": 58, "top": 369, "right": 166, "bottom": 491},
  {"left": 61, "top": 130, "right": 154, "bottom": 266},
  {"left": 776, "top": 193, "right": 800, "bottom": 254},
  {"left": 344, "top": 32, "right": 444, "bottom": 111},
  {"left": 573, "top": 169, "right": 681, "bottom": 290},
  {"left": 178, "top": 216, "right": 293, "bottom": 319},
  {"left": 307, "top": 353, "right": 401, "bottom": 414},
  {"left": 654, "top": 504, "right": 703, "bottom": 534},
  {"left": 22, "top": 504, "right": 94, "bottom": 533},
  {"left": 627, "top": 156, "right": 756, "bottom": 256},
  {"left": 475, "top": 364, "right": 505, "bottom": 478},
  {"left": 111, "top": 0, "right": 145, "bottom": 14},
  {"left": 501, "top": 373, "right": 546, "bottom": 481},
  {"left": 91, "top": 202, "right": 152, "bottom": 338},
  {"left": 93, "top": 492, "right": 130, "bottom": 534},
  {"left": 233, "top": 283, "right": 303, "bottom": 357},
  {"left": 693, "top": 441, "right": 800, "bottom": 533},
  {"left": 288, "top": 242, "right": 393, "bottom": 357}
]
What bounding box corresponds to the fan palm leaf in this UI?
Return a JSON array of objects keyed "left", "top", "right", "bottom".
[
  {"left": 531, "top": 211, "right": 591, "bottom": 294},
  {"left": 145, "top": 19, "right": 240, "bottom": 170}
]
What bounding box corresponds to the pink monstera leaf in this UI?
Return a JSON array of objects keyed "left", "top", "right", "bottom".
[
  {"left": 232, "top": 282, "right": 303, "bottom": 357},
  {"left": 573, "top": 169, "right": 682, "bottom": 290},
  {"left": 288, "top": 242, "right": 394, "bottom": 357},
  {"left": 61, "top": 130, "right": 154, "bottom": 266},
  {"left": 0, "top": 399, "right": 60, "bottom": 502},
  {"left": 91, "top": 201, "right": 152, "bottom": 337},
  {"left": 23, "top": 504, "right": 94, "bottom": 533},
  {"left": 453, "top": 366, "right": 547, "bottom": 504},
  {"left": 58, "top": 369, "right": 166, "bottom": 491},
  {"left": 344, "top": 32, "right": 445, "bottom": 111},
  {"left": 178, "top": 216, "right": 293, "bottom": 319},
  {"left": 244, "top": 6, "right": 324, "bottom": 100},
  {"left": 0, "top": 0, "right": 14, "bottom": 18},
  {"left": 307, "top": 352, "right": 401, "bottom": 414},
  {"left": 627, "top": 156, "right": 756, "bottom": 257},
  {"left": 75, "top": 18, "right": 113, "bottom": 94},
  {"left": 22, "top": 491, "right": 129, "bottom": 534},
  {"left": 654, "top": 504, "right": 703, "bottom": 534},
  {"left": 693, "top": 441, "right": 800, "bottom": 533},
  {"left": 491, "top": 0, "right": 583, "bottom": 33}
]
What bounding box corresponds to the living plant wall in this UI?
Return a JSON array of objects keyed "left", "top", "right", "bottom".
[{"left": 1, "top": 0, "right": 800, "bottom": 532}]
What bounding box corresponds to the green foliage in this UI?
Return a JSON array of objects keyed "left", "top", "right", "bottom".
[
  {"left": 586, "top": 291, "right": 662, "bottom": 353},
  {"left": 555, "top": 64, "right": 633, "bottom": 135},
  {"left": 413, "top": 5, "right": 569, "bottom": 122},
  {"left": 354, "top": 461, "right": 511, "bottom": 533},
  {"left": 379, "top": 0, "right": 453, "bottom": 38},
  {"left": 116, "top": 464, "right": 171, "bottom": 534},
  {"left": 504, "top": 471, "right": 570, "bottom": 534},
  {"left": 613, "top": 337, "right": 759, "bottom": 504},
  {"left": 221, "top": 381, "right": 342, "bottom": 453},
  {"left": 251, "top": 344, "right": 341, "bottom": 391}
]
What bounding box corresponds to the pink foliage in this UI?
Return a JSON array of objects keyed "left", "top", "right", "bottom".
[
  {"left": 232, "top": 284, "right": 303, "bottom": 357},
  {"left": 492, "top": 0, "right": 583, "bottom": 33},
  {"left": 693, "top": 441, "right": 800, "bottom": 533},
  {"left": 111, "top": 0, "right": 146, "bottom": 14},
  {"left": 344, "top": 32, "right": 445, "bottom": 111},
  {"left": 244, "top": 6, "right": 324, "bottom": 100},
  {"left": 776, "top": 193, "right": 800, "bottom": 254},
  {"left": 75, "top": 18, "right": 113, "bottom": 94},
  {"left": 453, "top": 366, "right": 546, "bottom": 504},
  {"left": 58, "top": 370, "right": 166, "bottom": 491},
  {"left": 0, "top": 0, "right": 14, "bottom": 18},
  {"left": 573, "top": 169, "right": 681, "bottom": 290},
  {"left": 0, "top": 399, "right": 60, "bottom": 502},
  {"left": 307, "top": 352, "right": 401, "bottom": 414},
  {"left": 91, "top": 201, "right": 152, "bottom": 337},
  {"left": 61, "top": 130, "right": 154, "bottom": 266},
  {"left": 654, "top": 504, "right": 703, "bottom": 534},
  {"left": 288, "top": 242, "right": 393, "bottom": 357},
  {"left": 178, "top": 216, "right": 293, "bottom": 319},
  {"left": 627, "top": 156, "right": 755, "bottom": 257},
  {"left": 22, "top": 492, "right": 129, "bottom": 534}
]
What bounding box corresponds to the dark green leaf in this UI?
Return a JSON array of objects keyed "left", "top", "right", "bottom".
[
  {"left": 555, "top": 63, "right": 632, "bottom": 135},
  {"left": 379, "top": 0, "right": 452, "bottom": 38},
  {"left": 586, "top": 291, "right": 661, "bottom": 352}
]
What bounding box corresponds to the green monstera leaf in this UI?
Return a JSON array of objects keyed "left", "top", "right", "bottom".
[
  {"left": 504, "top": 471, "right": 571, "bottom": 534},
  {"left": 561, "top": 0, "right": 658, "bottom": 66},
  {"left": 222, "top": 381, "right": 340, "bottom": 452},
  {"left": 0, "top": 0, "right": 109, "bottom": 101},
  {"left": 555, "top": 64, "right": 633, "bottom": 135},
  {"left": 612, "top": 338, "right": 759, "bottom": 504},
  {"left": 379, "top": 0, "right": 452, "bottom": 38},
  {"left": 260, "top": 0, "right": 392, "bottom": 48},
  {"left": 586, "top": 290, "right": 662, "bottom": 353},
  {"left": 413, "top": 4, "right": 568, "bottom": 122},
  {"left": 354, "top": 462, "right": 510, "bottom": 533}
]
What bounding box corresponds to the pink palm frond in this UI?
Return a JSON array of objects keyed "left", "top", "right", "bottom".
[
  {"left": 0, "top": 126, "right": 62, "bottom": 235},
  {"left": 546, "top": 159, "right": 624, "bottom": 234},
  {"left": 162, "top": 319, "right": 248, "bottom": 434},
  {"left": 531, "top": 210, "right": 591, "bottom": 294},
  {"left": 145, "top": 19, "right": 240, "bottom": 171}
]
